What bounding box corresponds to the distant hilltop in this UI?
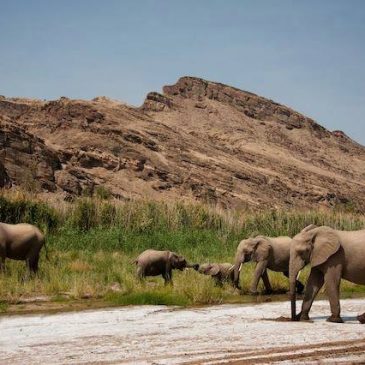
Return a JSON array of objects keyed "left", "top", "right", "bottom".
[{"left": 1, "top": 76, "right": 364, "bottom": 211}]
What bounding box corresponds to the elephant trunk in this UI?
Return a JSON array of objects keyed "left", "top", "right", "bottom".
[
  {"left": 186, "top": 262, "right": 199, "bottom": 271},
  {"left": 289, "top": 277, "right": 297, "bottom": 321},
  {"left": 233, "top": 252, "right": 244, "bottom": 289},
  {"left": 289, "top": 256, "right": 304, "bottom": 321}
]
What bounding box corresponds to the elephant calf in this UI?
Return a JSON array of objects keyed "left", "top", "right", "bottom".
[
  {"left": 198, "top": 263, "right": 235, "bottom": 286},
  {"left": 233, "top": 235, "right": 305, "bottom": 295},
  {"left": 0, "top": 222, "right": 46, "bottom": 274},
  {"left": 135, "top": 249, "right": 199, "bottom": 284}
]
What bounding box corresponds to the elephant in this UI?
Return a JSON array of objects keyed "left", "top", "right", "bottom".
[
  {"left": 135, "top": 249, "right": 199, "bottom": 284},
  {"left": 289, "top": 225, "right": 365, "bottom": 323},
  {"left": 198, "top": 263, "right": 235, "bottom": 286},
  {"left": 0, "top": 222, "right": 46, "bottom": 274},
  {"left": 233, "top": 235, "right": 304, "bottom": 294}
]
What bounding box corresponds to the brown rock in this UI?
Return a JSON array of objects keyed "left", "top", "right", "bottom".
[
  {"left": 141, "top": 92, "right": 174, "bottom": 112},
  {"left": 55, "top": 170, "right": 81, "bottom": 195},
  {"left": 0, "top": 120, "right": 61, "bottom": 191},
  {"left": 0, "top": 77, "right": 364, "bottom": 211},
  {"left": 0, "top": 161, "right": 11, "bottom": 188}
]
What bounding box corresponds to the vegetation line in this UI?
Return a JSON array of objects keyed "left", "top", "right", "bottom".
[{"left": 0, "top": 190, "right": 364, "bottom": 311}]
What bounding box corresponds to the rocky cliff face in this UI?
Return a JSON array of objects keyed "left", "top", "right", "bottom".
[
  {"left": 1, "top": 77, "right": 364, "bottom": 211},
  {"left": 0, "top": 119, "right": 61, "bottom": 191}
]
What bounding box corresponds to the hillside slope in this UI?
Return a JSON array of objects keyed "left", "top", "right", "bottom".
[{"left": 0, "top": 77, "right": 364, "bottom": 210}]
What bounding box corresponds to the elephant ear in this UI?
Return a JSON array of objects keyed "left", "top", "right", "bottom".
[
  {"left": 310, "top": 228, "right": 341, "bottom": 268},
  {"left": 301, "top": 224, "right": 317, "bottom": 233},
  {"left": 253, "top": 237, "right": 271, "bottom": 261},
  {"left": 206, "top": 264, "right": 220, "bottom": 276},
  {"left": 169, "top": 252, "right": 179, "bottom": 267}
]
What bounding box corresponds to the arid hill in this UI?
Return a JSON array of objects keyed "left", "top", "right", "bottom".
[{"left": 1, "top": 77, "right": 364, "bottom": 211}]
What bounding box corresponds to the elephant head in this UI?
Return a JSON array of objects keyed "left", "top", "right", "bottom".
[
  {"left": 169, "top": 252, "right": 199, "bottom": 271},
  {"left": 198, "top": 263, "right": 220, "bottom": 276},
  {"left": 289, "top": 225, "right": 340, "bottom": 320},
  {"left": 233, "top": 236, "right": 271, "bottom": 288}
]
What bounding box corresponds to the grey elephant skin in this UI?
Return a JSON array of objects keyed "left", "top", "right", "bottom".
[
  {"left": 289, "top": 225, "right": 365, "bottom": 323},
  {"left": 135, "top": 249, "right": 199, "bottom": 284},
  {"left": 233, "top": 236, "right": 304, "bottom": 294},
  {"left": 198, "top": 263, "right": 235, "bottom": 286},
  {"left": 0, "top": 222, "right": 45, "bottom": 273}
]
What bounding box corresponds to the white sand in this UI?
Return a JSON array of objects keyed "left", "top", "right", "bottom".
[{"left": 0, "top": 299, "right": 364, "bottom": 364}]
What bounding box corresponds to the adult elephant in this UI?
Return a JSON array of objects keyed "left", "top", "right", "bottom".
[
  {"left": 233, "top": 235, "right": 304, "bottom": 294},
  {"left": 135, "top": 249, "right": 199, "bottom": 284},
  {"left": 0, "top": 222, "right": 46, "bottom": 274},
  {"left": 289, "top": 225, "right": 365, "bottom": 323}
]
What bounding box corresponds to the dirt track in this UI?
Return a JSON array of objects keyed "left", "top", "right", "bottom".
[{"left": 0, "top": 299, "right": 365, "bottom": 364}]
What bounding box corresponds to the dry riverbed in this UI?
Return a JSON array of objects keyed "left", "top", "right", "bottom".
[{"left": 0, "top": 299, "right": 365, "bottom": 364}]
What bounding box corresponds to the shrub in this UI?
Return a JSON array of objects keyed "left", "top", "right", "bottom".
[
  {"left": 0, "top": 194, "right": 59, "bottom": 231},
  {"left": 68, "top": 198, "right": 97, "bottom": 231}
]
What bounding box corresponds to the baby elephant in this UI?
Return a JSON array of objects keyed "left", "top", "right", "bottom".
[
  {"left": 0, "top": 222, "right": 46, "bottom": 274},
  {"left": 198, "top": 263, "right": 235, "bottom": 286},
  {"left": 135, "top": 249, "right": 199, "bottom": 284}
]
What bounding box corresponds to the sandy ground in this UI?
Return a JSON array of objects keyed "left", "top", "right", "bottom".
[{"left": 0, "top": 299, "right": 365, "bottom": 365}]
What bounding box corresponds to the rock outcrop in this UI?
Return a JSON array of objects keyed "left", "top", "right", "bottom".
[
  {"left": 0, "top": 77, "right": 364, "bottom": 211},
  {"left": 0, "top": 119, "right": 61, "bottom": 191},
  {"left": 0, "top": 161, "right": 11, "bottom": 188}
]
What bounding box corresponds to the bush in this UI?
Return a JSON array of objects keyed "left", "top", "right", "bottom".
[
  {"left": 68, "top": 198, "right": 97, "bottom": 231},
  {"left": 0, "top": 194, "right": 59, "bottom": 231}
]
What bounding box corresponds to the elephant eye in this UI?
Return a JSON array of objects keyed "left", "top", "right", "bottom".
[{"left": 296, "top": 244, "right": 309, "bottom": 254}]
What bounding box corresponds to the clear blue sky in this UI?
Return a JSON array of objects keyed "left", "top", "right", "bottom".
[{"left": 1, "top": 0, "right": 364, "bottom": 144}]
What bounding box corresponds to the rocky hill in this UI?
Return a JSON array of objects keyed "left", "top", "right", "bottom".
[{"left": 1, "top": 77, "right": 364, "bottom": 211}]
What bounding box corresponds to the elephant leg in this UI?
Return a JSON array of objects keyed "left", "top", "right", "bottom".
[
  {"left": 27, "top": 254, "right": 39, "bottom": 274},
  {"left": 0, "top": 245, "right": 6, "bottom": 273},
  {"left": 137, "top": 266, "right": 145, "bottom": 281},
  {"left": 0, "top": 256, "right": 5, "bottom": 273},
  {"left": 357, "top": 313, "right": 365, "bottom": 324},
  {"left": 324, "top": 265, "right": 343, "bottom": 323},
  {"left": 213, "top": 275, "right": 223, "bottom": 287},
  {"left": 261, "top": 270, "right": 273, "bottom": 294},
  {"left": 163, "top": 269, "right": 172, "bottom": 285},
  {"left": 295, "top": 280, "right": 305, "bottom": 294},
  {"left": 299, "top": 268, "right": 324, "bottom": 321},
  {"left": 22, "top": 259, "right": 31, "bottom": 281},
  {"left": 230, "top": 272, "right": 236, "bottom": 287},
  {"left": 283, "top": 271, "right": 304, "bottom": 294},
  {"left": 250, "top": 260, "right": 268, "bottom": 294}
]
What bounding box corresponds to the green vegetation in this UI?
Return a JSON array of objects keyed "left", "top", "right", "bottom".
[
  {"left": 0, "top": 301, "right": 8, "bottom": 313},
  {"left": 0, "top": 190, "right": 364, "bottom": 311},
  {"left": 0, "top": 194, "right": 58, "bottom": 232}
]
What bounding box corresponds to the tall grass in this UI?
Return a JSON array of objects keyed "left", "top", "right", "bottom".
[
  {"left": 0, "top": 193, "right": 58, "bottom": 232},
  {"left": 0, "top": 190, "right": 364, "bottom": 310},
  {"left": 2, "top": 190, "right": 363, "bottom": 235}
]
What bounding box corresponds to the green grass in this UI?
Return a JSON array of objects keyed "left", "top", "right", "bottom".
[
  {"left": 106, "top": 291, "right": 190, "bottom": 307},
  {"left": 0, "top": 301, "right": 8, "bottom": 313},
  {"left": 0, "top": 190, "right": 364, "bottom": 311}
]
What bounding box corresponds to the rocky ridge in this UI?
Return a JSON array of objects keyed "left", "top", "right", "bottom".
[{"left": 0, "top": 77, "right": 364, "bottom": 211}]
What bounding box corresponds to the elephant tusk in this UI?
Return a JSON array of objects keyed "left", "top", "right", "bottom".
[
  {"left": 296, "top": 270, "right": 302, "bottom": 280},
  {"left": 238, "top": 263, "right": 243, "bottom": 272}
]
